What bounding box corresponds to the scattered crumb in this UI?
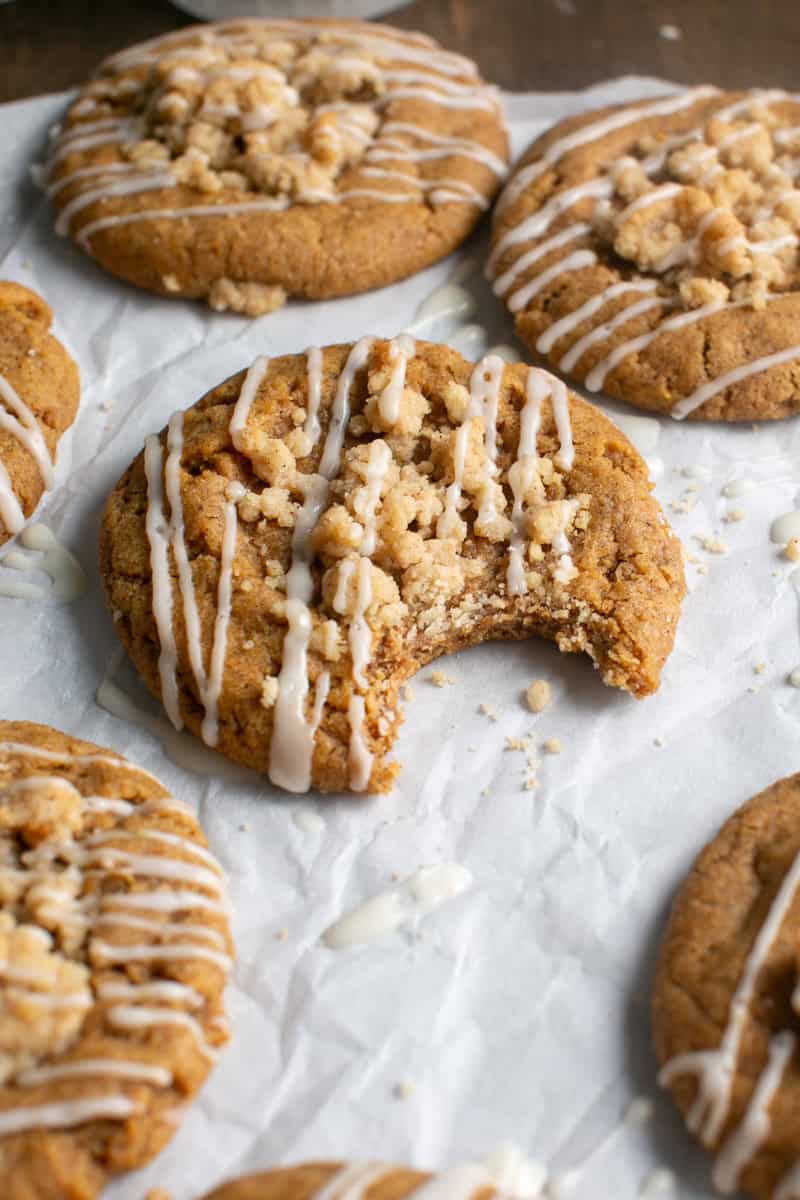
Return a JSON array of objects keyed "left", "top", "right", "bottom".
[
  {"left": 523, "top": 777, "right": 539, "bottom": 791},
  {"left": 526, "top": 678, "right": 552, "bottom": 714},
  {"left": 505, "top": 735, "right": 532, "bottom": 752},
  {"left": 670, "top": 496, "right": 695, "bottom": 515},
  {"left": 653, "top": 736, "right": 664, "bottom": 748},
  {"left": 526, "top": 754, "right": 541, "bottom": 770},
  {"left": 723, "top": 508, "right": 745, "bottom": 524},
  {"left": 162, "top": 273, "right": 181, "bottom": 293},
  {"left": 789, "top": 668, "right": 800, "bottom": 688},
  {"left": 542, "top": 737, "right": 562, "bottom": 755},
  {"left": 145, "top": 1191, "right": 172, "bottom": 1200},
  {"left": 275, "top": 928, "right": 289, "bottom": 942},
  {"left": 401, "top": 683, "right": 414, "bottom": 702},
  {"left": 685, "top": 551, "right": 702, "bottom": 565},
  {"left": 684, "top": 481, "right": 700, "bottom": 495},
  {"left": 479, "top": 703, "right": 498, "bottom": 721},
  {"left": 747, "top": 685, "right": 760, "bottom": 695},
  {"left": 754, "top": 662, "right": 767, "bottom": 675},
  {"left": 429, "top": 670, "right": 455, "bottom": 687},
  {"left": 785, "top": 538, "right": 800, "bottom": 563},
  {"left": 696, "top": 563, "right": 709, "bottom": 575},
  {"left": 394, "top": 1079, "right": 416, "bottom": 1100},
  {"left": 239, "top": 823, "right": 248, "bottom": 832},
  {"left": 260, "top": 675, "right": 279, "bottom": 709},
  {"left": 659, "top": 22, "right": 682, "bottom": 39},
  {"left": 698, "top": 536, "right": 729, "bottom": 555}
]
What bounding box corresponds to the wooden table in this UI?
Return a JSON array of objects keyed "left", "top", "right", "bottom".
[{"left": 2, "top": 0, "right": 799, "bottom": 104}]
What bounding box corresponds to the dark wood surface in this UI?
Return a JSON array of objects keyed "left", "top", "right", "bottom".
[{"left": 2, "top": 0, "right": 799, "bottom": 104}]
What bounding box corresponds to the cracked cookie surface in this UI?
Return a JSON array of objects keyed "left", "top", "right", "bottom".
[
  {"left": 0, "top": 283, "right": 79, "bottom": 546},
  {"left": 0, "top": 721, "right": 232, "bottom": 1200},
  {"left": 489, "top": 87, "right": 800, "bottom": 421},
  {"left": 100, "top": 338, "right": 684, "bottom": 796},
  {"left": 45, "top": 18, "right": 508, "bottom": 313},
  {"left": 653, "top": 773, "right": 800, "bottom": 1200}
]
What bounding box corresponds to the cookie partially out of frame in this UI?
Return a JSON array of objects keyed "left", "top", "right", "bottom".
[
  {"left": 100, "top": 338, "right": 684, "bottom": 796},
  {"left": 0, "top": 721, "right": 232, "bottom": 1200},
  {"left": 0, "top": 283, "right": 79, "bottom": 546},
  {"left": 45, "top": 19, "right": 508, "bottom": 315},
  {"left": 653, "top": 773, "right": 800, "bottom": 1200},
  {"left": 489, "top": 87, "right": 800, "bottom": 421},
  {"left": 201, "top": 1161, "right": 499, "bottom": 1200}
]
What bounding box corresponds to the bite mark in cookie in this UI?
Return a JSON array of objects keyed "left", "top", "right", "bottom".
[
  {"left": 489, "top": 87, "right": 800, "bottom": 421},
  {"left": 0, "top": 722, "right": 232, "bottom": 1199},
  {"left": 45, "top": 20, "right": 508, "bottom": 311},
  {"left": 100, "top": 340, "right": 685, "bottom": 796},
  {"left": 0, "top": 283, "right": 79, "bottom": 546},
  {"left": 653, "top": 773, "right": 800, "bottom": 1199}
]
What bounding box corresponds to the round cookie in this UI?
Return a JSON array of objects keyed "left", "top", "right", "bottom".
[
  {"left": 45, "top": 19, "right": 508, "bottom": 314},
  {"left": 0, "top": 721, "right": 232, "bottom": 1200},
  {"left": 0, "top": 283, "right": 80, "bottom": 545},
  {"left": 100, "top": 338, "right": 685, "bottom": 796},
  {"left": 200, "top": 1161, "right": 498, "bottom": 1200},
  {"left": 488, "top": 87, "right": 800, "bottom": 421},
  {"left": 653, "top": 773, "right": 800, "bottom": 1200}
]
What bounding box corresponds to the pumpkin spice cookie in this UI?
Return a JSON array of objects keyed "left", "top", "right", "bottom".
[
  {"left": 44, "top": 19, "right": 508, "bottom": 314},
  {"left": 200, "top": 1160, "right": 504, "bottom": 1200},
  {"left": 653, "top": 773, "right": 800, "bottom": 1200},
  {"left": 0, "top": 721, "right": 232, "bottom": 1200},
  {"left": 0, "top": 283, "right": 79, "bottom": 546},
  {"left": 489, "top": 87, "right": 800, "bottom": 421},
  {"left": 100, "top": 339, "right": 684, "bottom": 796}
]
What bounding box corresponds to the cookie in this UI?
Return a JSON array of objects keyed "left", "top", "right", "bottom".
[
  {"left": 652, "top": 773, "right": 800, "bottom": 1200},
  {"left": 488, "top": 87, "right": 800, "bottom": 421},
  {"left": 44, "top": 19, "right": 508, "bottom": 315},
  {"left": 201, "top": 1161, "right": 498, "bottom": 1200},
  {"left": 0, "top": 721, "right": 232, "bottom": 1200},
  {"left": 100, "top": 338, "right": 685, "bottom": 796},
  {"left": 0, "top": 283, "right": 80, "bottom": 546}
]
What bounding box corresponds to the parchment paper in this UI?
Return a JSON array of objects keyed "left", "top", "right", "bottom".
[{"left": 2, "top": 77, "right": 800, "bottom": 1200}]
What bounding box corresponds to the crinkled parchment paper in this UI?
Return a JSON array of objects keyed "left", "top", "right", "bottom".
[{"left": 2, "top": 77, "right": 800, "bottom": 1200}]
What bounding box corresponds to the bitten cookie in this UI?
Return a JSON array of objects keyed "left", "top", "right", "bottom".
[
  {"left": 0, "top": 283, "right": 79, "bottom": 546},
  {"left": 201, "top": 1161, "right": 500, "bottom": 1200},
  {"left": 100, "top": 338, "right": 685, "bottom": 796},
  {"left": 0, "top": 721, "right": 232, "bottom": 1200},
  {"left": 653, "top": 773, "right": 800, "bottom": 1200},
  {"left": 44, "top": 19, "right": 508, "bottom": 314},
  {"left": 489, "top": 87, "right": 800, "bottom": 421}
]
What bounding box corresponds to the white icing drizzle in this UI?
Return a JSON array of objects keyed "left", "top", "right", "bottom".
[
  {"left": 550, "top": 376, "right": 574, "bottom": 471},
  {"left": 75, "top": 196, "right": 290, "bottom": 250},
  {"left": 0, "top": 742, "right": 160, "bottom": 785},
  {"left": 310, "top": 1163, "right": 392, "bottom": 1200},
  {"left": 269, "top": 338, "right": 374, "bottom": 793},
  {"left": 348, "top": 693, "right": 373, "bottom": 792},
  {"left": 145, "top": 411, "right": 242, "bottom": 746},
  {"left": 99, "top": 889, "right": 228, "bottom": 919},
  {"left": 88, "top": 827, "right": 222, "bottom": 873},
  {"left": 96, "top": 978, "right": 204, "bottom": 1008},
  {"left": 356, "top": 440, "right": 392, "bottom": 556},
  {"left": 407, "top": 1167, "right": 491, "bottom": 1200},
  {"left": 536, "top": 280, "right": 658, "bottom": 355},
  {"left": 659, "top": 846, "right": 800, "bottom": 1144},
  {"left": 0, "top": 1095, "right": 137, "bottom": 1137},
  {"left": 406, "top": 284, "right": 475, "bottom": 332},
  {"left": 17, "top": 1058, "right": 172, "bottom": 1089},
  {"left": 229, "top": 355, "right": 268, "bottom": 451},
  {"left": 371, "top": 122, "right": 507, "bottom": 176},
  {"left": 488, "top": 177, "right": 613, "bottom": 274},
  {"left": 348, "top": 556, "right": 373, "bottom": 692},
  {"left": 559, "top": 295, "right": 672, "bottom": 373},
  {"left": 322, "top": 863, "right": 473, "bottom": 949},
  {"left": 377, "top": 334, "right": 416, "bottom": 427},
  {"left": 777, "top": 1161, "right": 800, "bottom": 1199},
  {"left": 493, "top": 222, "right": 591, "bottom": 297},
  {"left": 496, "top": 85, "right": 719, "bottom": 213},
  {"left": 106, "top": 1004, "right": 219, "bottom": 1060},
  {"left": 616, "top": 182, "right": 684, "bottom": 221},
  {"left": 506, "top": 369, "right": 544, "bottom": 595},
  {"left": 93, "top": 912, "right": 225, "bottom": 948},
  {"left": 673, "top": 343, "right": 800, "bottom": 419},
  {"left": 83, "top": 845, "right": 224, "bottom": 896},
  {"left": 305, "top": 346, "right": 324, "bottom": 443},
  {"left": 638, "top": 1169, "right": 676, "bottom": 1198},
  {"left": 0, "top": 372, "right": 54, "bottom": 493},
  {"left": 507, "top": 248, "right": 597, "bottom": 313},
  {"left": 0, "top": 524, "right": 86, "bottom": 603},
  {"left": 0, "top": 460, "right": 25, "bottom": 536},
  {"left": 437, "top": 354, "right": 505, "bottom": 538},
  {"left": 90, "top": 939, "right": 231, "bottom": 972},
  {"left": 712, "top": 1030, "right": 796, "bottom": 1193},
  {"left": 54, "top": 172, "right": 176, "bottom": 236}
]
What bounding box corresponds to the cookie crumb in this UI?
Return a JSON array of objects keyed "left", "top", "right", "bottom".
[
  {"left": 653, "top": 736, "right": 664, "bottom": 748},
  {"left": 753, "top": 662, "right": 767, "bottom": 675},
  {"left": 698, "top": 536, "right": 729, "bottom": 555},
  {"left": 162, "top": 274, "right": 181, "bottom": 293},
  {"left": 723, "top": 508, "right": 745, "bottom": 524},
  {"left": 401, "top": 683, "right": 414, "bottom": 702},
  {"left": 479, "top": 703, "right": 498, "bottom": 721},
  {"left": 542, "top": 737, "right": 562, "bottom": 755},
  {"left": 789, "top": 668, "right": 800, "bottom": 688},
  {"left": 523, "top": 776, "right": 539, "bottom": 791},
  {"left": 505, "top": 736, "right": 531, "bottom": 752},
  {"left": 394, "top": 1079, "right": 416, "bottom": 1100},
  {"left": 239, "top": 823, "right": 248, "bottom": 832},
  {"left": 429, "top": 670, "right": 454, "bottom": 687},
  {"left": 146, "top": 1190, "right": 173, "bottom": 1200},
  {"left": 785, "top": 538, "right": 800, "bottom": 562},
  {"left": 526, "top": 678, "right": 552, "bottom": 713},
  {"left": 275, "top": 928, "right": 289, "bottom": 942},
  {"left": 659, "top": 22, "right": 682, "bottom": 39},
  {"left": 208, "top": 278, "right": 287, "bottom": 318},
  {"left": 260, "top": 675, "right": 279, "bottom": 709}
]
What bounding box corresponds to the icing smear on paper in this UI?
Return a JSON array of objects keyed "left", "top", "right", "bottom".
[
  {"left": 0, "top": 523, "right": 85, "bottom": 600},
  {"left": 322, "top": 864, "right": 473, "bottom": 949}
]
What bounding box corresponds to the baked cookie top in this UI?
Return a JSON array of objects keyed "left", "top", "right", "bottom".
[
  {"left": 653, "top": 773, "right": 800, "bottom": 1200},
  {"left": 0, "top": 721, "right": 232, "bottom": 1200},
  {"left": 100, "top": 338, "right": 685, "bottom": 796},
  {"left": 201, "top": 1162, "right": 506, "bottom": 1200},
  {"left": 489, "top": 87, "right": 800, "bottom": 421},
  {"left": 0, "top": 283, "right": 79, "bottom": 547},
  {"left": 44, "top": 19, "right": 508, "bottom": 314}
]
